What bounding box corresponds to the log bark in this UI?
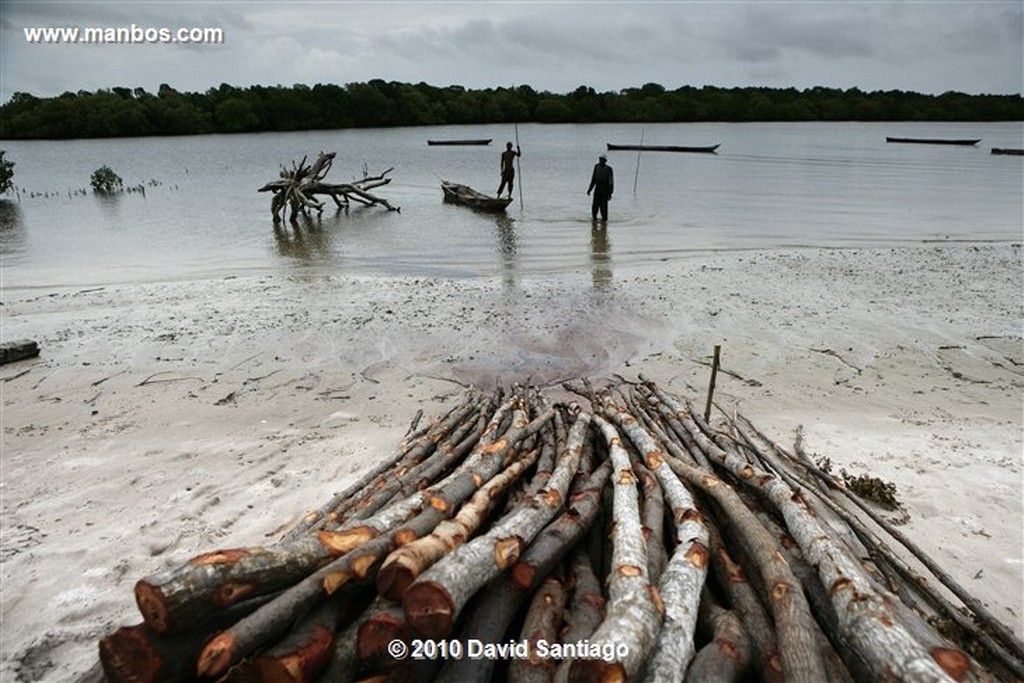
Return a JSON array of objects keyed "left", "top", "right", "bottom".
[
  {"left": 553, "top": 548, "right": 606, "bottom": 683},
  {"left": 599, "top": 391, "right": 710, "bottom": 682},
  {"left": 356, "top": 601, "right": 411, "bottom": 672},
  {"left": 685, "top": 596, "right": 753, "bottom": 683},
  {"left": 437, "top": 459, "right": 610, "bottom": 683},
  {"left": 657, "top": 451, "right": 825, "bottom": 681},
  {"left": 651, "top": 382, "right": 961, "bottom": 682},
  {"left": 568, "top": 414, "right": 663, "bottom": 683},
  {"left": 228, "top": 596, "right": 344, "bottom": 683},
  {"left": 404, "top": 409, "right": 592, "bottom": 639},
  {"left": 376, "top": 444, "right": 541, "bottom": 600},
  {"left": 509, "top": 572, "right": 567, "bottom": 683},
  {"left": 0, "top": 339, "right": 40, "bottom": 365},
  {"left": 196, "top": 406, "right": 555, "bottom": 677},
  {"left": 137, "top": 400, "right": 523, "bottom": 637}
]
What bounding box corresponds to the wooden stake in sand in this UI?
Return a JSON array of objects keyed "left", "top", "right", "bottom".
[{"left": 704, "top": 344, "right": 721, "bottom": 421}]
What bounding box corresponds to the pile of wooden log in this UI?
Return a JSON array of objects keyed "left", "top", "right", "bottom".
[
  {"left": 258, "top": 152, "right": 400, "bottom": 223},
  {"left": 96, "top": 378, "right": 1024, "bottom": 682}
]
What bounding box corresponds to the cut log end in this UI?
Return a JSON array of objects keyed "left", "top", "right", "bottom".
[
  {"left": 99, "top": 627, "right": 161, "bottom": 683},
  {"left": 568, "top": 659, "right": 627, "bottom": 683},
  {"left": 511, "top": 562, "right": 536, "bottom": 590},
  {"left": 377, "top": 561, "right": 417, "bottom": 602},
  {"left": 931, "top": 647, "right": 971, "bottom": 681},
  {"left": 133, "top": 581, "right": 169, "bottom": 634},
  {"left": 358, "top": 613, "right": 410, "bottom": 662},
  {"left": 403, "top": 581, "right": 457, "bottom": 639},
  {"left": 196, "top": 631, "right": 237, "bottom": 678}
]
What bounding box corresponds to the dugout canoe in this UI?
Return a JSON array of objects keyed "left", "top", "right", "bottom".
[
  {"left": 991, "top": 148, "right": 1024, "bottom": 156},
  {"left": 606, "top": 143, "right": 720, "bottom": 153},
  {"left": 427, "top": 139, "right": 493, "bottom": 146},
  {"left": 885, "top": 137, "right": 981, "bottom": 146},
  {"left": 441, "top": 181, "right": 513, "bottom": 212}
]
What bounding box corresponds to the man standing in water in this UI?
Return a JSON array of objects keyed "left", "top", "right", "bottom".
[
  {"left": 587, "top": 154, "right": 614, "bottom": 221},
  {"left": 497, "top": 141, "right": 521, "bottom": 198}
]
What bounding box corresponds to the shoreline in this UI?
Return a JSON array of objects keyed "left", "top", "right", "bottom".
[{"left": 1, "top": 241, "right": 1021, "bottom": 680}]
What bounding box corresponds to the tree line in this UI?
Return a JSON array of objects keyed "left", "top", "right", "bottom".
[{"left": 0, "top": 80, "right": 1020, "bottom": 140}]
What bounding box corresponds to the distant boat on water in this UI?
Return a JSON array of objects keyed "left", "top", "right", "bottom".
[
  {"left": 427, "top": 139, "right": 493, "bottom": 146},
  {"left": 991, "top": 148, "right": 1024, "bottom": 156},
  {"left": 885, "top": 137, "right": 981, "bottom": 146},
  {"left": 606, "top": 143, "right": 720, "bottom": 153}
]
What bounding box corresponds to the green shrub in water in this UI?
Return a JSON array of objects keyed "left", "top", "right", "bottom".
[{"left": 90, "top": 165, "right": 123, "bottom": 194}]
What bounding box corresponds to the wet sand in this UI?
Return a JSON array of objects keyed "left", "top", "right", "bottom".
[{"left": 1, "top": 241, "right": 1021, "bottom": 680}]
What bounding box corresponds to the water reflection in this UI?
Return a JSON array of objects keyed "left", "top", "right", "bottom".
[
  {"left": 494, "top": 214, "right": 517, "bottom": 287},
  {"left": 94, "top": 192, "right": 122, "bottom": 218},
  {"left": 273, "top": 218, "right": 331, "bottom": 261},
  {"left": 0, "top": 200, "right": 24, "bottom": 254},
  {"left": 590, "top": 220, "right": 612, "bottom": 290}
]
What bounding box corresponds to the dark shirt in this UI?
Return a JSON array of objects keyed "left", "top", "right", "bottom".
[{"left": 589, "top": 163, "right": 614, "bottom": 195}]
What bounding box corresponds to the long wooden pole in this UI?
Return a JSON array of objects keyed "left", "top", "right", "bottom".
[
  {"left": 633, "top": 128, "right": 644, "bottom": 196},
  {"left": 514, "top": 123, "right": 524, "bottom": 210}
]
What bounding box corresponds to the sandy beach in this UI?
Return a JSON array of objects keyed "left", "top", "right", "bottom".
[{"left": 1, "top": 240, "right": 1021, "bottom": 680}]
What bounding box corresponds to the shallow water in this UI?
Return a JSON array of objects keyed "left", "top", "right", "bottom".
[{"left": 0, "top": 121, "right": 1021, "bottom": 288}]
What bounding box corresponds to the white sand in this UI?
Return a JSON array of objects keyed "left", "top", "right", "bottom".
[{"left": 1, "top": 242, "right": 1021, "bottom": 680}]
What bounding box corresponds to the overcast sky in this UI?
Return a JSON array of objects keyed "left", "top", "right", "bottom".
[{"left": 1, "top": 1, "right": 1021, "bottom": 104}]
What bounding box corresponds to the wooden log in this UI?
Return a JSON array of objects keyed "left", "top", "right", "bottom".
[
  {"left": 0, "top": 339, "right": 40, "bottom": 365},
  {"left": 99, "top": 593, "right": 278, "bottom": 683},
  {"left": 567, "top": 414, "right": 663, "bottom": 683},
  {"left": 137, "top": 400, "right": 525, "bottom": 637},
  {"left": 636, "top": 464, "right": 668, "bottom": 583},
  {"left": 196, "top": 406, "right": 556, "bottom": 677},
  {"left": 228, "top": 596, "right": 344, "bottom": 683},
  {"left": 651, "top": 382, "right": 961, "bottom": 682},
  {"left": 317, "top": 597, "right": 392, "bottom": 683},
  {"left": 705, "top": 523, "right": 785, "bottom": 682},
  {"left": 560, "top": 547, "right": 605, "bottom": 644},
  {"left": 437, "top": 459, "right": 610, "bottom": 683},
  {"left": 740, "top": 421, "right": 1011, "bottom": 681},
  {"left": 599, "top": 390, "right": 710, "bottom": 682},
  {"left": 376, "top": 444, "right": 541, "bottom": 600},
  {"left": 685, "top": 594, "right": 753, "bottom": 683},
  {"left": 404, "top": 409, "right": 592, "bottom": 639},
  {"left": 509, "top": 572, "right": 567, "bottom": 683},
  {"left": 356, "top": 601, "right": 411, "bottom": 672},
  {"left": 552, "top": 548, "right": 606, "bottom": 683},
  {"left": 747, "top": 415, "right": 1024, "bottom": 678},
  {"left": 655, "top": 450, "right": 825, "bottom": 681},
  {"left": 284, "top": 397, "right": 485, "bottom": 538}
]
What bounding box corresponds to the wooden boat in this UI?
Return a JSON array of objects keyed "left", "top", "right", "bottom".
[
  {"left": 991, "top": 148, "right": 1024, "bottom": 156},
  {"left": 441, "top": 181, "right": 513, "bottom": 212},
  {"left": 606, "top": 143, "right": 720, "bottom": 153},
  {"left": 427, "top": 139, "right": 492, "bottom": 146},
  {"left": 885, "top": 137, "right": 981, "bottom": 146}
]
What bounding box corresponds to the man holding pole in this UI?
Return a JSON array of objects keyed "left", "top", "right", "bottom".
[
  {"left": 587, "top": 154, "right": 614, "bottom": 221},
  {"left": 497, "top": 141, "right": 521, "bottom": 198}
]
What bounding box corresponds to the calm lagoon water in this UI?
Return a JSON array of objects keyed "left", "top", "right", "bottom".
[{"left": 1, "top": 121, "right": 1021, "bottom": 288}]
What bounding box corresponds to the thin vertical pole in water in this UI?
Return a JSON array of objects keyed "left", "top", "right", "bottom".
[
  {"left": 633, "top": 128, "right": 644, "bottom": 196},
  {"left": 515, "top": 123, "right": 524, "bottom": 210}
]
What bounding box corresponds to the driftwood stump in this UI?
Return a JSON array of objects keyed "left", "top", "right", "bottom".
[{"left": 258, "top": 152, "right": 400, "bottom": 222}]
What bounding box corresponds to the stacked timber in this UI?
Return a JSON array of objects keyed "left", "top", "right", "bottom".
[{"left": 96, "top": 379, "right": 1024, "bottom": 682}]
